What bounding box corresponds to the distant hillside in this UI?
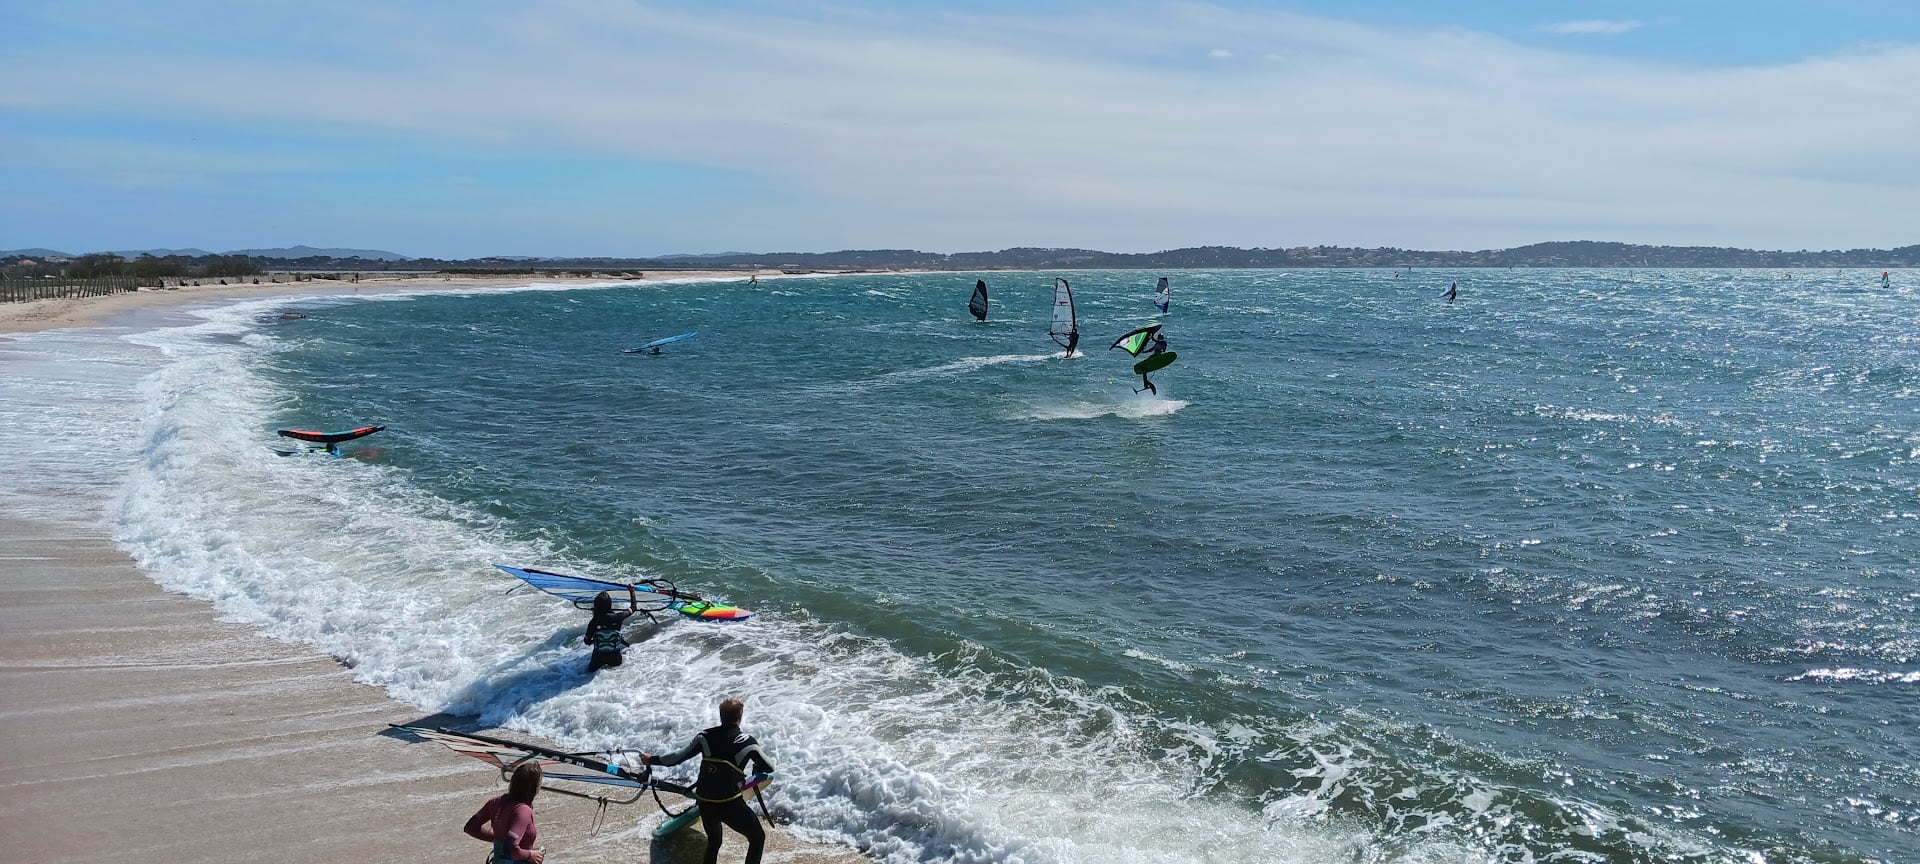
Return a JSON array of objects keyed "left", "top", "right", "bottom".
[
  {"left": 8, "top": 240, "right": 1919, "bottom": 271},
  {"left": 229, "top": 245, "right": 410, "bottom": 261},
  {"left": 0, "top": 248, "right": 72, "bottom": 258},
  {"left": 514, "top": 241, "right": 1920, "bottom": 271}
]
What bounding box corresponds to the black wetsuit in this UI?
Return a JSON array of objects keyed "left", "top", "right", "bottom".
[
  {"left": 1140, "top": 334, "right": 1167, "bottom": 393},
  {"left": 655, "top": 724, "right": 775, "bottom": 864},
  {"left": 583, "top": 610, "right": 633, "bottom": 673},
  {"left": 1065, "top": 330, "right": 1080, "bottom": 357}
]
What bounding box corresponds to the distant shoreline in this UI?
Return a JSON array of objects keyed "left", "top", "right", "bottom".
[
  {"left": 9, "top": 239, "right": 1916, "bottom": 275},
  {"left": 0, "top": 269, "right": 789, "bottom": 337}
]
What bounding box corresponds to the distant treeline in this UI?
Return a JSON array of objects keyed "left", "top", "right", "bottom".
[
  {"left": 2, "top": 253, "right": 261, "bottom": 280},
  {"left": 6, "top": 240, "right": 1918, "bottom": 277},
  {"left": 422, "top": 240, "right": 1920, "bottom": 271},
  {"left": 609, "top": 240, "right": 1920, "bottom": 271}
]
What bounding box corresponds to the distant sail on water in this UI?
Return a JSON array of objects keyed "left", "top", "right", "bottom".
[
  {"left": 1049, "top": 277, "right": 1078, "bottom": 353},
  {"left": 969, "top": 279, "right": 989, "bottom": 321},
  {"left": 1153, "top": 277, "right": 1170, "bottom": 313}
]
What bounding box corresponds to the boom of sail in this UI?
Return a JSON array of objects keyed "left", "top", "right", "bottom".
[{"left": 388, "top": 725, "right": 683, "bottom": 806}]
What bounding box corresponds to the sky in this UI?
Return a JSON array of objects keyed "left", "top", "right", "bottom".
[{"left": 2, "top": 0, "right": 1917, "bottom": 258}]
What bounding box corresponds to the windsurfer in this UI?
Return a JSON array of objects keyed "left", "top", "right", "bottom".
[
  {"left": 1064, "top": 330, "right": 1080, "bottom": 358},
  {"left": 642, "top": 698, "right": 774, "bottom": 864},
  {"left": 584, "top": 587, "right": 639, "bottom": 674},
  {"left": 465, "top": 762, "right": 544, "bottom": 863},
  {"left": 1442, "top": 281, "right": 1458, "bottom": 302}
]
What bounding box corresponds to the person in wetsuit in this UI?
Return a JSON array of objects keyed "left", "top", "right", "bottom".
[
  {"left": 1139, "top": 331, "right": 1168, "bottom": 394},
  {"left": 465, "top": 762, "right": 544, "bottom": 864},
  {"left": 584, "top": 587, "right": 638, "bottom": 674},
  {"left": 1442, "top": 281, "right": 1458, "bottom": 302},
  {"left": 643, "top": 698, "right": 774, "bottom": 864}
]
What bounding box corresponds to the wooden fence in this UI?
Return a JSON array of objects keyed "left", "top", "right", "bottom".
[{"left": 0, "top": 277, "right": 147, "bottom": 303}]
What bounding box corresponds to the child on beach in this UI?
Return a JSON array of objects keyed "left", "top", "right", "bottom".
[{"left": 465, "top": 762, "right": 544, "bottom": 863}]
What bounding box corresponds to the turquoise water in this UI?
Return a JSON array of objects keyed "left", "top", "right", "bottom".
[{"left": 13, "top": 269, "right": 1914, "bottom": 863}]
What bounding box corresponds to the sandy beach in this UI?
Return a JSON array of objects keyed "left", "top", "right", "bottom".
[
  {"left": 0, "top": 272, "right": 867, "bottom": 864},
  {"left": 0, "top": 270, "right": 784, "bottom": 335}
]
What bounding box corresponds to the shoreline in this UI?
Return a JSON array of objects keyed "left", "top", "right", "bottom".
[
  {"left": 0, "top": 269, "right": 790, "bottom": 336},
  {"left": 0, "top": 275, "right": 867, "bottom": 863}
]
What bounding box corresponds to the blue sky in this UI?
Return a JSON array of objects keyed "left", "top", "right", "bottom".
[{"left": 3, "top": 0, "right": 1916, "bottom": 258}]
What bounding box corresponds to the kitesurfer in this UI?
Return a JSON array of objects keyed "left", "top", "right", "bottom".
[
  {"left": 643, "top": 698, "right": 774, "bottom": 864},
  {"left": 1442, "top": 281, "right": 1458, "bottom": 302},
  {"left": 584, "top": 587, "right": 639, "bottom": 674},
  {"left": 465, "top": 762, "right": 544, "bottom": 863}
]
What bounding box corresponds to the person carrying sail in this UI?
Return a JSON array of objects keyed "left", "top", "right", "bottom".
[
  {"left": 464, "top": 762, "right": 545, "bottom": 863},
  {"left": 584, "top": 587, "right": 639, "bottom": 674},
  {"left": 642, "top": 698, "right": 774, "bottom": 864}
]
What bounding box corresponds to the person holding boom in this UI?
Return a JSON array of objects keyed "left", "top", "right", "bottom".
[{"left": 643, "top": 697, "right": 775, "bottom": 864}]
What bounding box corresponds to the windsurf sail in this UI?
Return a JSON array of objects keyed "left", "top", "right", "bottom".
[
  {"left": 1109, "top": 324, "right": 1163, "bottom": 357},
  {"left": 389, "top": 725, "right": 694, "bottom": 815},
  {"left": 276, "top": 425, "right": 384, "bottom": 446},
  {"left": 622, "top": 331, "right": 698, "bottom": 354},
  {"left": 1153, "top": 277, "right": 1170, "bottom": 314},
  {"left": 1049, "top": 277, "right": 1078, "bottom": 352},
  {"left": 494, "top": 564, "right": 753, "bottom": 621},
  {"left": 968, "top": 279, "right": 989, "bottom": 321}
]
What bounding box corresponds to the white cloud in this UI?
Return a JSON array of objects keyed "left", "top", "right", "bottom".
[
  {"left": 1, "top": 2, "right": 1917, "bottom": 253},
  {"left": 1209, "top": 48, "right": 1233, "bottom": 59},
  {"left": 1540, "top": 19, "right": 1646, "bottom": 36}
]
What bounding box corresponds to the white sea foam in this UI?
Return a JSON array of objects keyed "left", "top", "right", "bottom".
[
  {"left": 1789, "top": 667, "right": 1920, "bottom": 684},
  {"left": 1012, "top": 396, "right": 1189, "bottom": 421}
]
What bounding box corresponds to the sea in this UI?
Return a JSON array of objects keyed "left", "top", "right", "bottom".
[{"left": 1, "top": 269, "right": 1915, "bottom": 864}]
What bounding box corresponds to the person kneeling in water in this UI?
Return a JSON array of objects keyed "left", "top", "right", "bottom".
[
  {"left": 584, "top": 587, "right": 638, "bottom": 674},
  {"left": 643, "top": 698, "right": 774, "bottom": 864}
]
